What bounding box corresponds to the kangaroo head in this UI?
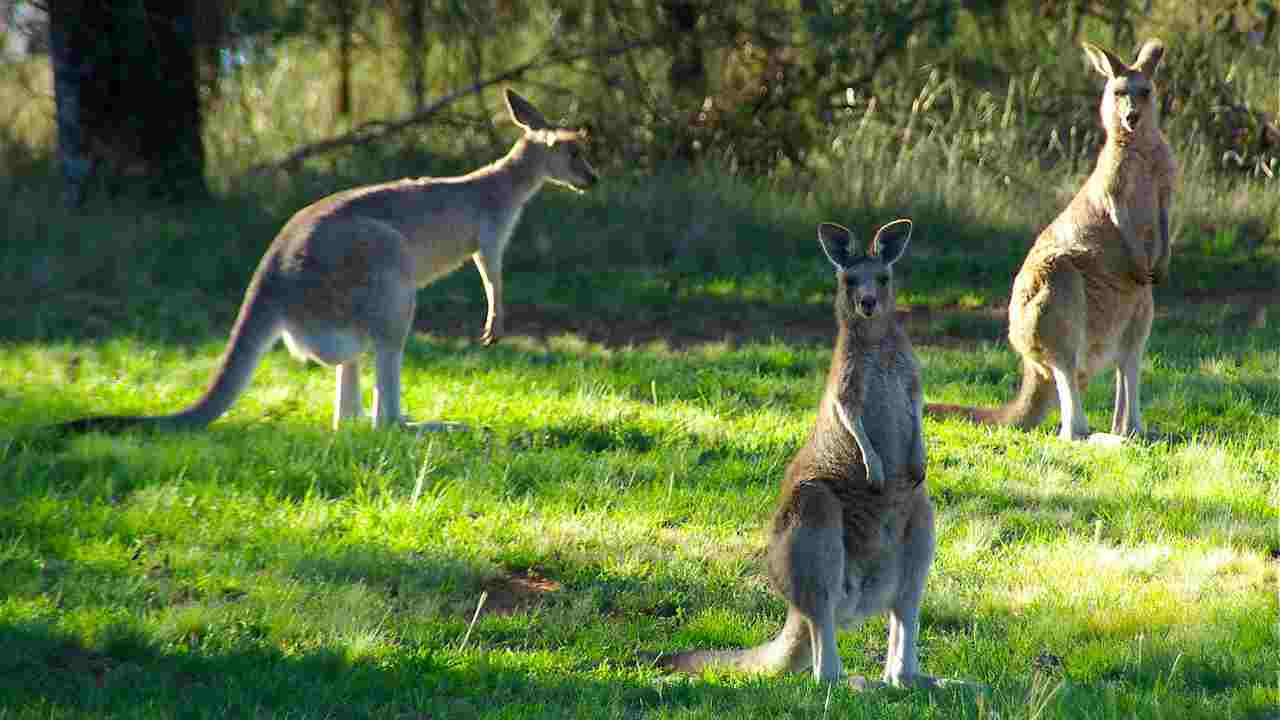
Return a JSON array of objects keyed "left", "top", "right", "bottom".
[
  {"left": 1083, "top": 39, "right": 1164, "bottom": 137},
  {"left": 504, "top": 88, "right": 599, "bottom": 193},
  {"left": 818, "top": 219, "right": 912, "bottom": 321}
]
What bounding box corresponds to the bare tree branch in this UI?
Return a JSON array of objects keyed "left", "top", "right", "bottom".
[{"left": 248, "top": 37, "right": 660, "bottom": 177}]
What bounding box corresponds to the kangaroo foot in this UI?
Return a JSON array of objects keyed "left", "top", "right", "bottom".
[
  {"left": 1086, "top": 432, "right": 1129, "bottom": 446},
  {"left": 893, "top": 674, "right": 989, "bottom": 693},
  {"left": 847, "top": 675, "right": 885, "bottom": 692},
  {"left": 868, "top": 673, "right": 989, "bottom": 693},
  {"left": 404, "top": 419, "right": 472, "bottom": 435}
]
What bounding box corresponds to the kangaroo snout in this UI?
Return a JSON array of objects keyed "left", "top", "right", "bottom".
[
  {"left": 858, "top": 295, "right": 879, "bottom": 317},
  {"left": 1122, "top": 108, "right": 1141, "bottom": 131}
]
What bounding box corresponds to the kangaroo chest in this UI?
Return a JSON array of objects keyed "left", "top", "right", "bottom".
[
  {"left": 855, "top": 357, "right": 917, "bottom": 476},
  {"left": 1097, "top": 140, "right": 1174, "bottom": 262}
]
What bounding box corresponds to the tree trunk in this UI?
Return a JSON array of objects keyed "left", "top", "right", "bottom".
[
  {"left": 48, "top": 0, "right": 206, "bottom": 205},
  {"left": 404, "top": 0, "right": 427, "bottom": 111},
  {"left": 661, "top": 0, "right": 704, "bottom": 161},
  {"left": 335, "top": 0, "right": 354, "bottom": 117}
]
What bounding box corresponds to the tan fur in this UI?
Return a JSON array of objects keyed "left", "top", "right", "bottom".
[
  {"left": 928, "top": 39, "right": 1177, "bottom": 442},
  {"left": 656, "top": 221, "right": 967, "bottom": 689},
  {"left": 56, "top": 89, "right": 598, "bottom": 434}
]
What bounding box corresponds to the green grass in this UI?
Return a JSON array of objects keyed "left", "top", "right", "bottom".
[{"left": 1, "top": 162, "right": 1278, "bottom": 719}]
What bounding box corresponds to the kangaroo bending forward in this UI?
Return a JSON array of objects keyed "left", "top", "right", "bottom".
[
  {"left": 928, "top": 39, "right": 1176, "bottom": 443},
  {"left": 56, "top": 89, "right": 597, "bottom": 434},
  {"left": 659, "top": 220, "right": 958, "bottom": 688}
]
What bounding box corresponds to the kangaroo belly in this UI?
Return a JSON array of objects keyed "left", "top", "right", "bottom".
[
  {"left": 835, "top": 491, "right": 927, "bottom": 623},
  {"left": 1083, "top": 284, "right": 1152, "bottom": 375},
  {"left": 837, "top": 554, "right": 900, "bottom": 623},
  {"left": 282, "top": 325, "right": 364, "bottom": 366}
]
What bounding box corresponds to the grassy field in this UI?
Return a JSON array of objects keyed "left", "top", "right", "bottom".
[
  {"left": 1, "top": 154, "right": 1277, "bottom": 719},
  {"left": 1, "top": 22, "right": 1279, "bottom": 716}
]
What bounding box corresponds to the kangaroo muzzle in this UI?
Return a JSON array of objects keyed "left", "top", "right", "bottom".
[{"left": 1118, "top": 98, "right": 1141, "bottom": 132}]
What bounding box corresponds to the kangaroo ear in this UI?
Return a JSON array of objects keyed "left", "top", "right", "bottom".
[
  {"left": 1133, "top": 39, "right": 1165, "bottom": 77},
  {"left": 1082, "top": 42, "right": 1127, "bottom": 79},
  {"left": 817, "top": 222, "right": 856, "bottom": 270},
  {"left": 505, "top": 88, "right": 550, "bottom": 131},
  {"left": 871, "top": 219, "right": 912, "bottom": 266}
]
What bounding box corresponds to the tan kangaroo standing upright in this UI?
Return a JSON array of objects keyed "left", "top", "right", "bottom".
[
  {"left": 57, "top": 89, "right": 598, "bottom": 433},
  {"left": 928, "top": 39, "right": 1176, "bottom": 442},
  {"left": 658, "top": 220, "right": 963, "bottom": 689}
]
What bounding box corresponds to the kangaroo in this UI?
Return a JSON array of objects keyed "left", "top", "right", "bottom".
[
  {"left": 928, "top": 39, "right": 1176, "bottom": 443},
  {"left": 56, "top": 89, "right": 598, "bottom": 433},
  {"left": 657, "top": 220, "right": 959, "bottom": 689}
]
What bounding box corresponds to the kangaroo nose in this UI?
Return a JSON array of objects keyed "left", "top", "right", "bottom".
[{"left": 859, "top": 296, "right": 878, "bottom": 315}]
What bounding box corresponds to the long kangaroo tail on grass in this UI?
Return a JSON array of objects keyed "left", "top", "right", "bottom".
[
  {"left": 926, "top": 359, "right": 1055, "bottom": 429},
  {"left": 655, "top": 610, "right": 811, "bottom": 675},
  {"left": 54, "top": 283, "right": 284, "bottom": 434}
]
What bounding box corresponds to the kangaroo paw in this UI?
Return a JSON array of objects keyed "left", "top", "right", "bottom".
[
  {"left": 481, "top": 319, "right": 504, "bottom": 346},
  {"left": 864, "top": 452, "right": 886, "bottom": 490}
]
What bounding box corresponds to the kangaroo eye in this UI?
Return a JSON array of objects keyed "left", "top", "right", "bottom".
[
  {"left": 1113, "top": 88, "right": 1128, "bottom": 97},
  {"left": 876, "top": 274, "right": 889, "bottom": 287},
  {"left": 1136, "top": 88, "right": 1151, "bottom": 98}
]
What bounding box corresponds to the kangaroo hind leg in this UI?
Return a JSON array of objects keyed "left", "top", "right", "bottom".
[
  {"left": 366, "top": 272, "right": 416, "bottom": 429},
  {"left": 1107, "top": 295, "right": 1153, "bottom": 440},
  {"left": 334, "top": 361, "right": 362, "bottom": 429},
  {"left": 769, "top": 481, "right": 847, "bottom": 683},
  {"left": 344, "top": 218, "right": 461, "bottom": 432},
  {"left": 1050, "top": 363, "right": 1091, "bottom": 441}
]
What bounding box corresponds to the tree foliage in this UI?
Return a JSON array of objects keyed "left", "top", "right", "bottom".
[{"left": 30, "top": 0, "right": 1280, "bottom": 203}]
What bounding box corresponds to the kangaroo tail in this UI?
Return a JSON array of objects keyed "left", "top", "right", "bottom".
[
  {"left": 54, "top": 280, "right": 284, "bottom": 434},
  {"left": 926, "top": 359, "right": 1055, "bottom": 429},
  {"left": 652, "top": 611, "right": 810, "bottom": 676}
]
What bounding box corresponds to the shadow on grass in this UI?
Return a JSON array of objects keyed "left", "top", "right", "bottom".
[
  {"left": 0, "top": 536, "right": 826, "bottom": 718},
  {"left": 0, "top": 615, "right": 686, "bottom": 719},
  {"left": 3, "top": 602, "right": 1263, "bottom": 719},
  {"left": 934, "top": 478, "right": 1275, "bottom": 550}
]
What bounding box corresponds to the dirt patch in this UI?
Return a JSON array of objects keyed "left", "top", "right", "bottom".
[
  {"left": 1181, "top": 289, "right": 1277, "bottom": 328},
  {"left": 473, "top": 568, "right": 562, "bottom": 617},
  {"left": 416, "top": 301, "right": 1006, "bottom": 351},
  {"left": 418, "top": 300, "right": 831, "bottom": 350},
  {"left": 45, "top": 643, "right": 116, "bottom": 687},
  {"left": 415, "top": 287, "right": 1274, "bottom": 352}
]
